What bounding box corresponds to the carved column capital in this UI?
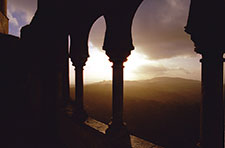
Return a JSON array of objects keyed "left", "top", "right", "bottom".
[
  {"left": 70, "top": 56, "right": 88, "bottom": 68},
  {"left": 105, "top": 48, "right": 131, "bottom": 147},
  {"left": 105, "top": 49, "right": 131, "bottom": 64},
  {"left": 69, "top": 53, "right": 88, "bottom": 122}
]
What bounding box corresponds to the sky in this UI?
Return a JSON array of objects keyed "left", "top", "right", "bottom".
[{"left": 7, "top": 0, "right": 202, "bottom": 84}]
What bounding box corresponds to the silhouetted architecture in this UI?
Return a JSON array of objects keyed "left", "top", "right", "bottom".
[
  {"left": 19, "top": 1, "right": 69, "bottom": 145},
  {"left": 69, "top": 1, "right": 143, "bottom": 147},
  {"left": 185, "top": 0, "right": 225, "bottom": 148},
  {"left": 0, "top": 0, "right": 8, "bottom": 34},
  {"left": 102, "top": 1, "right": 143, "bottom": 147},
  {"left": 68, "top": 0, "right": 104, "bottom": 122},
  {"left": 7, "top": 0, "right": 145, "bottom": 147},
  {"left": 3, "top": 0, "right": 224, "bottom": 147}
]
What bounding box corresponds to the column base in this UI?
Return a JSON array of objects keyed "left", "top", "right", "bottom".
[
  {"left": 106, "top": 122, "right": 131, "bottom": 148},
  {"left": 61, "top": 98, "right": 72, "bottom": 111},
  {"left": 71, "top": 107, "right": 88, "bottom": 123}
]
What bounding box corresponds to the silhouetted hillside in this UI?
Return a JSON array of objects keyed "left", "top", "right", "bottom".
[{"left": 70, "top": 77, "right": 201, "bottom": 148}]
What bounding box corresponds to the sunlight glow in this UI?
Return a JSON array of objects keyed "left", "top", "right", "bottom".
[
  {"left": 124, "top": 50, "right": 157, "bottom": 80},
  {"left": 69, "top": 43, "right": 154, "bottom": 84},
  {"left": 69, "top": 43, "right": 201, "bottom": 85},
  {"left": 69, "top": 43, "right": 112, "bottom": 84}
]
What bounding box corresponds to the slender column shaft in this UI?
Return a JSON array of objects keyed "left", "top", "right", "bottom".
[
  {"left": 70, "top": 45, "right": 88, "bottom": 121},
  {"left": 106, "top": 56, "right": 131, "bottom": 148},
  {"left": 75, "top": 65, "right": 84, "bottom": 110},
  {"left": 71, "top": 60, "right": 87, "bottom": 122},
  {"left": 63, "top": 57, "right": 70, "bottom": 105},
  {"left": 200, "top": 53, "right": 224, "bottom": 148},
  {"left": 112, "top": 62, "right": 124, "bottom": 125}
]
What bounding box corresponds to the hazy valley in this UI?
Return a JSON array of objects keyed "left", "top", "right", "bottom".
[{"left": 70, "top": 77, "right": 201, "bottom": 148}]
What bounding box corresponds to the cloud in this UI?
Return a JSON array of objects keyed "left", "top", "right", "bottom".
[
  {"left": 7, "top": 0, "right": 37, "bottom": 36},
  {"left": 133, "top": 64, "right": 191, "bottom": 79},
  {"left": 8, "top": 0, "right": 37, "bottom": 23},
  {"left": 7, "top": 0, "right": 195, "bottom": 60},
  {"left": 136, "top": 64, "right": 190, "bottom": 75},
  {"left": 7, "top": 10, "right": 19, "bottom": 27},
  {"left": 89, "top": 16, "right": 106, "bottom": 49},
  {"left": 132, "top": 0, "right": 195, "bottom": 59},
  {"left": 89, "top": 0, "right": 194, "bottom": 60},
  {"left": 136, "top": 65, "right": 169, "bottom": 75}
]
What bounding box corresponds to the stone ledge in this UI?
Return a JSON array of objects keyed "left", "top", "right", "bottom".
[
  {"left": 85, "top": 117, "right": 163, "bottom": 148},
  {"left": 59, "top": 111, "right": 163, "bottom": 148}
]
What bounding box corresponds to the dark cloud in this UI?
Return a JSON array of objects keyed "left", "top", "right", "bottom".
[
  {"left": 89, "top": 0, "right": 195, "bottom": 60},
  {"left": 8, "top": 0, "right": 195, "bottom": 60},
  {"left": 132, "top": 0, "right": 194, "bottom": 60},
  {"left": 8, "top": 0, "right": 37, "bottom": 14}
]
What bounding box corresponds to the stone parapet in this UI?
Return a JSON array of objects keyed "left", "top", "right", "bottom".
[{"left": 59, "top": 111, "right": 163, "bottom": 148}]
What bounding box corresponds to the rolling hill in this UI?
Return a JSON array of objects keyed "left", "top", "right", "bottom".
[{"left": 70, "top": 77, "right": 201, "bottom": 148}]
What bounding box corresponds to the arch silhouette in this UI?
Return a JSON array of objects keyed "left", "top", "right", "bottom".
[
  {"left": 69, "top": 15, "right": 105, "bottom": 62},
  {"left": 17, "top": 0, "right": 145, "bottom": 147}
]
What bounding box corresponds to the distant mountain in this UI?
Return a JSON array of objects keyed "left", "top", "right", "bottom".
[{"left": 70, "top": 77, "right": 201, "bottom": 148}]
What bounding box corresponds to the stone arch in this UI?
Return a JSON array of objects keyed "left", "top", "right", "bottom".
[
  {"left": 69, "top": 14, "right": 104, "bottom": 62},
  {"left": 68, "top": 16, "right": 107, "bottom": 86}
]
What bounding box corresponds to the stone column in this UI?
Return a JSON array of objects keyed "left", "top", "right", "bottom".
[
  {"left": 0, "top": 0, "right": 8, "bottom": 34},
  {"left": 70, "top": 57, "right": 88, "bottom": 122},
  {"left": 112, "top": 61, "right": 124, "bottom": 126},
  {"left": 63, "top": 57, "right": 70, "bottom": 105},
  {"left": 105, "top": 51, "right": 131, "bottom": 148},
  {"left": 0, "top": 0, "right": 7, "bottom": 16},
  {"left": 199, "top": 51, "right": 224, "bottom": 148},
  {"left": 102, "top": 2, "right": 143, "bottom": 147}
]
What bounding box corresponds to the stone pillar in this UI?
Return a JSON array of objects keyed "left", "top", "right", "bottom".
[
  {"left": 0, "top": 0, "right": 7, "bottom": 16},
  {"left": 63, "top": 57, "right": 70, "bottom": 105},
  {"left": 37, "top": 0, "right": 41, "bottom": 10},
  {"left": 112, "top": 61, "right": 124, "bottom": 126},
  {"left": 0, "top": 0, "right": 8, "bottom": 34},
  {"left": 105, "top": 51, "right": 131, "bottom": 148},
  {"left": 102, "top": 2, "right": 143, "bottom": 147},
  {"left": 70, "top": 56, "right": 88, "bottom": 122},
  {"left": 199, "top": 51, "right": 224, "bottom": 148},
  {"left": 185, "top": 0, "right": 225, "bottom": 146}
]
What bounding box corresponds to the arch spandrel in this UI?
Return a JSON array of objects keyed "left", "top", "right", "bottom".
[
  {"left": 102, "top": 0, "right": 144, "bottom": 61},
  {"left": 69, "top": 0, "right": 144, "bottom": 62},
  {"left": 23, "top": 0, "right": 144, "bottom": 64},
  {"left": 68, "top": 0, "right": 105, "bottom": 62},
  {"left": 185, "top": 0, "right": 225, "bottom": 53}
]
